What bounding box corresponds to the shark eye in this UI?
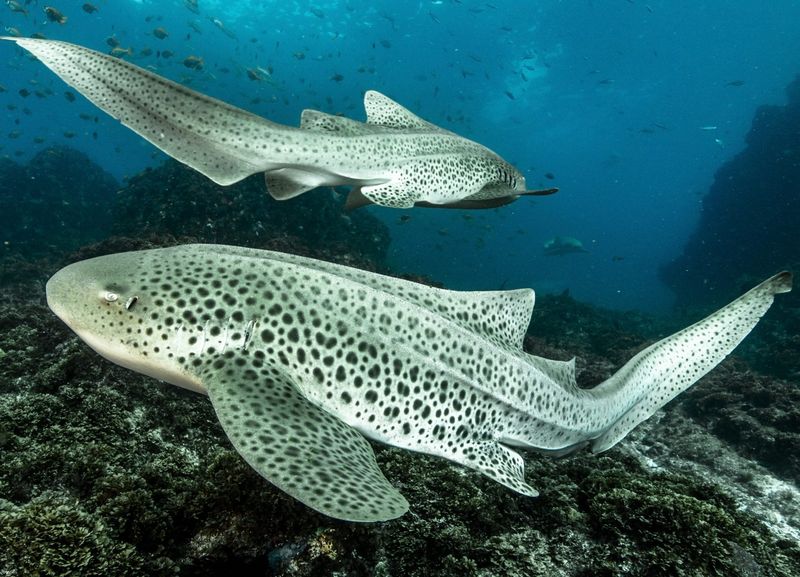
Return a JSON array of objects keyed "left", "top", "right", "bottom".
[
  {"left": 103, "top": 291, "right": 119, "bottom": 303},
  {"left": 124, "top": 296, "right": 139, "bottom": 311}
]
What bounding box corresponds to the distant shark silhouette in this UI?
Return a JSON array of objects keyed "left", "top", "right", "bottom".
[
  {"left": 2, "top": 37, "right": 557, "bottom": 210},
  {"left": 46, "top": 244, "right": 791, "bottom": 521},
  {"left": 544, "top": 236, "right": 589, "bottom": 255}
]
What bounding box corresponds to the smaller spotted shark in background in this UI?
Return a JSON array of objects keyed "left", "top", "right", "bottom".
[
  {"left": 1, "top": 37, "right": 557, "bottom": 210},
  {"left": 46, "top": 244, "right": 791, "bottom": 521}
]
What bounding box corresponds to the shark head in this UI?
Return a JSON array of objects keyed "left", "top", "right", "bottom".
[{"left": 46, "top": 250, "right": 205, "bottom": 394}]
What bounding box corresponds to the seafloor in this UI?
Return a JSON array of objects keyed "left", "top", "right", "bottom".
[{"left": 0, "top": 150, "right": 799, "bottom": 577}]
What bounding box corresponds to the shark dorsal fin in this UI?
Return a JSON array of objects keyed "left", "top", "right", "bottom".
[
  {"left": 300, "top": 109, "right": 384, "bottom": 136},
  {"left": 363, "top": 90, "right": 442, "bottom": 131}
]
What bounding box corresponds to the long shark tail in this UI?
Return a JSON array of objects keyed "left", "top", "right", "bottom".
[
  {"left": 2, "top": 37, "right": 285, "bottom": 186},
  {"left": 590, "top": 271, "right": 792, "bottom": 453}
]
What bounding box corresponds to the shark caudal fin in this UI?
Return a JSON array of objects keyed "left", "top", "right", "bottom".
[
  {"left": 591, "top": 271, "right": 792, "bottom": 453},
  {"left": 2, "top": 37, "right": 284, "bottom": 186}
]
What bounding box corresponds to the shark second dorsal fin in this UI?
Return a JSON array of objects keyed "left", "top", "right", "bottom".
[
  {"left": 204, "top": 355, "right": 409, "bottom": 522},
  {"left": 300, "top": 109, "right": 385, "bottom": 136},
  {"left": 363, "top": 90, "right": 443, "bottom": 131}
]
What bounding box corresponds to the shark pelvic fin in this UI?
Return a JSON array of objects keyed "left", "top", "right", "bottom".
[
  {"left": 265, "top": 169, "right": 326, "bottom": 200},
  {"left": 204, "top": 356, "right": 409, "bottom": 522},
  {"left": 344, "top": 188, "right": 374, "bottom": 210}
]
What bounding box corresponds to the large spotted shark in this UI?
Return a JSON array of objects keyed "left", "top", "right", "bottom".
[
  {"left": 1, "top": 37, "right": 556, "bottom": 210},
  {"left": 46, "top": 244, "right": 791, "bottom": 522}
]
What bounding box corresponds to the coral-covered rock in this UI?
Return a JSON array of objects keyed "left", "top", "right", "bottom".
[
  {"left": 0, "top": 146, "right": 118, "bottom": 260},
  {"left": 112, "top": 160, "right": 391, "bottom": 267}
]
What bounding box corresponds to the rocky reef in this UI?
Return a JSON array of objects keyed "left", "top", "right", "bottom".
[
  {"left": 0, "top": 146, "right": 118, "bottom": 285},
  {"left": 1, "top": 148, "right": 799, "bottom": 576},
  {"left": 112, "top": 160, "right": 390, "bottom": 267},
  {"left": 661, "top": 75, "right": 800, "bottom": 309}
]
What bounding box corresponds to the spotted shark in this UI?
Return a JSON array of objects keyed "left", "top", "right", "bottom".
[
  {"left": 2, "top": 37, "right": 557, "bottom": 210},
  {"left": 45, "top": 244, "right": 791, "bottom": 521}
]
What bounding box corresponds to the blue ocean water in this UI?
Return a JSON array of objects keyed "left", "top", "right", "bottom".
[{"left": 2, "top": 0, "right": 799, "bottom": 311}]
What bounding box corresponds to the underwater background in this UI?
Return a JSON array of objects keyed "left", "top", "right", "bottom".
[{"left": 0, "top": 1, "right": 799, "bottom": 576}]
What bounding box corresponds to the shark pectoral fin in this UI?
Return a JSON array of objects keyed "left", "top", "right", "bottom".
[
  {"left": 204, "top": 359, "right": 408, "bottom": 522},
  {"left": 7, "top": 38, "right": 279, "bottom": 186},
  {"left": 359, "top": 181, "right": 416, "bottom": 209},
  {"left": 264, "top": 169, "right": 324, "bottom": 200},
  {"left": 591, "top": 271, "right": 792, "bottom": 453},
  {"left": 415, "top": 197, "right": 519, "bottom": 210},
  {"left": 521, "top": 187, "right": 559, "bottom": 196},
  {"left": 464, "top": 441, "right": 539, "bottom": 497}
]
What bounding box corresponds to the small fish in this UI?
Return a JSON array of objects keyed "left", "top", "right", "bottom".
[
  {"left": 726, "top": 80, "right": 745, "bottom": 87},
  {"left": 105, "top": 35, "right": 119, "bottom": 48},
  {"left": 64, "top": 90, "right": 76, "bottom": 102},
  {"left": 504, "top": 90, "right": 515, "bottom": 100},
  {"left": 4, "top": 27, "right": 21, "bottom": 37},
  {"left": 158, "top": 50, "right": 174, "bottom": 58},
  {"left": 398, "top": 215, "right": 412, "bottom": 224},
  {"left": 17, "top": 88, "right": 30, "bottom": 97},
  {"left": 210, "top": 18, "right": 236, "bottom": 39},
  {"left": 82, "top": 3, "right": 98, "bottom": 13},
  {"left": 6, "top": 1, "right": 27, "bottom": 15},
  {"left": 292, "top": 51, "right": 306, "bottom": 60},
  {"left": 544, "top": 172, "right": 555, "bottom": 180},
  {"left": 309, "top": 7, "right": 325, "bottom": 18},
  {"left": 330, "top": 73, "right": 344, "bottom": 82},
  {"left": 699, "top": 126, "right": 718, "bottom": 131},
  {"left": 44, "top": 6, "right": 68, "bottom": 25},
  {"left": 110, "top": 46, "right": 133, "bottom": 58},
  {"left": 0, "top": 84, "right": 5, "bottom": 93},
  {"left": 246, "top": 68, "right": 264, "bottom": 81},
  {"left": 184, "top": 0, "right": 199, "bottom": 14},
  {"left": 152, "top": 27, "right": 169, "bottom": 40},
  {"left": 183, "top": 55, "right": 204, "bottom": 70},
  {"left": 33, "top": 136, "right": 46, "bottom": 143},
  {"left": 379, "top": 39, "right": 391, "bottom": 48},
  {"left": 62, "top": 130, "right": 76, "bottom": 138}
]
